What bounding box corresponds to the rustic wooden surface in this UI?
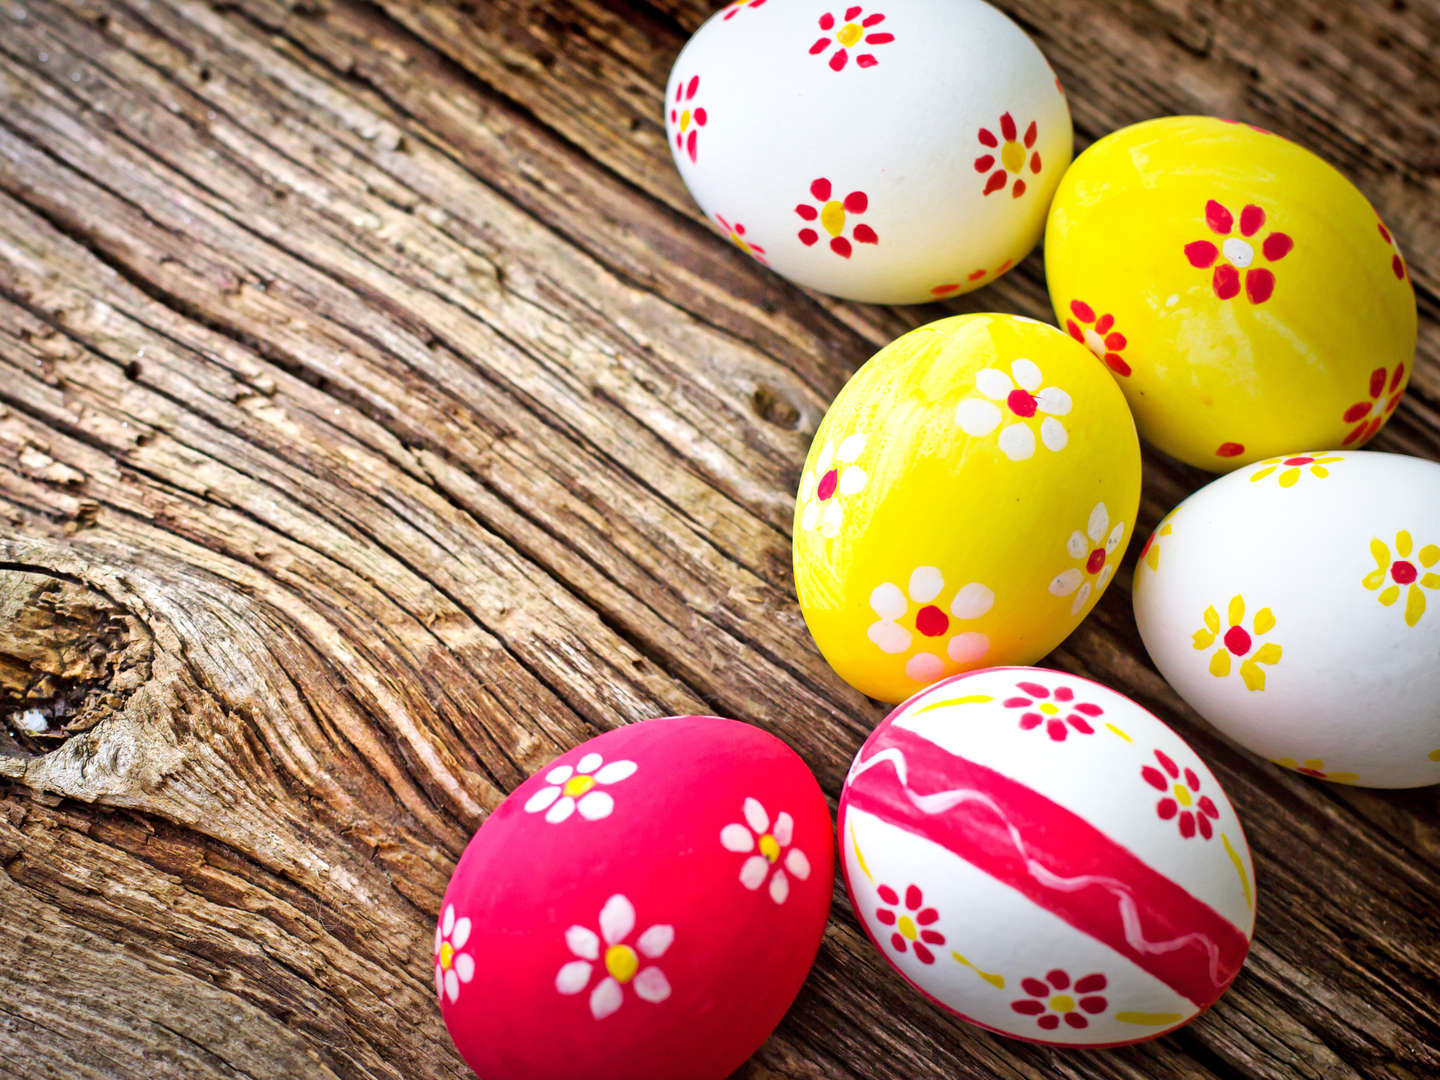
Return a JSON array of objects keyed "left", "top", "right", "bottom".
[{"left": 0, "top": 0, "right": 1437, "bottom": 1077}]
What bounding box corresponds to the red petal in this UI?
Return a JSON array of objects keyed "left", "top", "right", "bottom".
[
  {"left": 1184, "top": 767, "right": 1201, "bottom": 790},
  {"left": 855, "top": 53, "right": 878, "bottom": 67},
  {"left": 1245, "top": 268, "right": 1275, "bottom": 303},
  {"left": 916, "top": 907, "right": 939, "bottom": 925},
  {"left": 830, "top": 236, "right": 852, "bottom": 258},
  {"left": 1239, "top": 204, "right": 1265, "bottom": 236},
  {"left": 1094, "top": 312, "right": 1113, "bottom": 333},
  {"left": 1393, "top": 253, "right": 1406, "bottom": 279},
  {"left": 890, "top": 932, "right": 906, "bottom": 951},
  {"left": 977, "top": 127, "right": 998, "bottom": 148},
  {"left": 1018, "top": 713, "right": 1042, "bottom": 730},
  {"left": 1021, "top": 978, "right": 1049, "bottom": 997},
  {"left": 686, "top": 130, "right": 697, "bottom": 163},
  {"left": 1000, "top": 112, "right": 1017, "bottom": 141},
  {"left": 809, "top": 37, "right": 830, "bottom": 54},
  {"left": 1206, "top": 199, "right": 1234, "bottom": 234},
  {"left": 874, "top": 907, "right": 896, "bottom": 924},
  {"left": 845, "top": 5, "right": 861, "bottom": 18},
  {"left": 966, "top": 269, "right": 986, "bottom": 281},
  {"left": 984, "top": 170, "right": 1007, "bottom": 195},
  {"left": 795, "top": 204, "right": 818, "bottom": 220},
  {"left": 1064, "top": 1013, "right": 1089, "bottom": 1029},
  {"left": 829, "top": 49, "right": 848, "bottom": 71},
  {"left": 1012, "top": 1000, "right": 1046, "bottom": 1015},
  {"left": 1046, "top": 970, "right": 1070, "bottom": 990},
  {"left": 974, "top": 155, "right": 995, "bottom": 173},
  {"left": 693, "top": 107, "right": 707, "bottom": 126},
  {"left": 1197, "top": 796, "right": 1220, "bottom": 819},
  {"left": 1030, "top": 151, "right": 1042, "bottom": 173},
  {"left": 1054, "top": 687, "right": 1073, "bottom": 702},
  {"left": 1378, "top": 221, "right": 1392, "bottom": 244},
  {"left": 913, "top": 942, "right": 935, "bottom": 964},
  {"left": 1017, "top": 682, "right": 1049, "bottom": 697},
  {"left": 1012, "top": 179, "right": 1027, "bottom": 198},
  {"left": 920, "top": 929, "right": 945, "bottom": 944},
  {"left": 1038, "top": 1015, "right": 1060, "bottom": 1030},
  {"left": 1263, "top": 232, "right": 1293, "bottom": 261},
  {"left": 1185, "top": 240, "right": 1218, "bottom": 268},
  {"left": 864, "top": 32, "right": 893, "bottom": 44},
  {"left": 1068, "top": 715, "right": 1094, "bottom": 734},
  {"left": 1074, "top": 973, "right": 1107, "bottom": 993},
  {"left": 1024, "top": 120, "right": 1037, "bottom": 147},
  {"left": 1197, "top": 815, "right": 1214, "bottom": 839},
  {"left": 1369, "top": 366, "right": 1387, "bottom": 398},
  {"left": 1213, "top": 263, "right": 1240, "bottom": 299},
  {"left": 797, "top": 228, "right": 818, "bottom": 246},
  {"left": 1102, "top": 332, "right": 1126, "bottom": 351},
  {"left": 686, "top": 75, "right": 699, "bottom": 99},
  {"left": 1179, "top": 812, "right": 1196, "bottom": 838},
  {"left": 1216, "top": 441, "right": 1244, "bottom": 457},
  {"left": 1158, "top": 799, "right": 1178, "bottom": 819},
  {"left": 1156, "top": 750, "right": 1179, "bottom": 777},
  {"left": 1066, "top": 319, "right": 1083, "bottom": 341},
  {"left": 876, "top": 884, "right": 899, "bottom": 904},
  {"left": 1070, "top": 299, "right": 1095, "bottom": 321},
  {"left": 1390, "top": 363, "right": 1406, "bottom": 392},
  {"left": 1141, "top": 766, "right": 1167, "bottom": 791},
  {"left": 1342, "top": 424, "right": 1365, "bottom": 446},
  {"left": 863, "top": 12, "right": 884, "bottom": 25},
  {"left": 810, "top": 177, "right": 832, "bottom": 201},
  {"left": 1342, "top": 402, "right": 1371, "bottom": 423},
  {"left": 853, "top": 224, "right": 878, "bottom": 244},
  {"left": 1074, "top": 702, "right": 1103, "bottom": 716},
  {"left": 1046, "top": 719, "right": 1068, "bottom": 741},
  {"left": 905, "top": 884, "right": 922, "bottom": 909},
  {"left": 1106, "top": 354, "right": 1132, "bottom": 376},
  {"left": 1080, "top": 995, "right": 1108, "bottom": 1013},
  {"left": 844, "top": 190, "right": 868, "bottom": 213},
  {"left": 1003, "top": 696, "right": 1034, "bottom": 707},
  {"left": 818, "top": 12, "right": 834, "bottom": 29}
]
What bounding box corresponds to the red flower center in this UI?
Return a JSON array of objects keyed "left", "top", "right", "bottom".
[
  {"left": 1006, "top": 388, "right": 1038, "bottom": 418},
  {"left": 1391, "top": 560, "right": 1418, "bottom": 585},
  {"left": 1283, "top": 456, "right": 1314, "bottom": 466},
  {"left": 1299, "top": 767, "right": 1326, "bottom": 778},
  {"left": 816, "top": 469, "right": 839, "bottom": 501},
  {"left": 915, "top": 605, "right": 950, "bottom": 637},
  {"left": 1223, "top": 625, "right": 1252, "bottom": 655},
  {"left": 1085, "top": 549, "right": 1106, "bottom": 575}
]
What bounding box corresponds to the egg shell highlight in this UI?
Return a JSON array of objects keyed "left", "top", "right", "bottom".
[
  {"left": 434, "top": 716, "right": 834, "bottom": 1080},
  {"left": 837, "top": 667, "right": 1257, "bottom": 1046},
  {"left": 666, "top": 0, "right": 1072, "bottom": 303},
  {"left": 794, "top": 314, "right": 1141, "bottom": 704},
  {"left": 1134, "top": 450, "right": 1440, "bottom": 788},
  {"left": 1045, "top": 115, "right": 1417, "bottom": 471}
]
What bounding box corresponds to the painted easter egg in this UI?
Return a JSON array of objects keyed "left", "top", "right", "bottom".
[
  {"left": 794, "top": 314, "right": 1141, "bottom": 704},
  {"left": 434, "top": 716, "right": 833, "bottom": 1080},
  {"left": 1134, "top": 450, "right": 1440, "bottom": 788},
  {"left": 1045, "top": 115, "right": 1417, "bottom": 471},
  {"left": 837, "top": 667, "right": 1257, "bottom": 1046},
  {"left": 664, "top": 0, "right": 1071, "bottom": 304}
]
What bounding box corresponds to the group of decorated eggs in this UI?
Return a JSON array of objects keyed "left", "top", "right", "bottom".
[{"left": 432, "top": 1, "right": 1430, "bottom": 1076}]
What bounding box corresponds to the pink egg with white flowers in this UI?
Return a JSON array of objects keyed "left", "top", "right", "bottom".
[{"left": 434, "top": 715, "right": 833, "bottom": 1080}]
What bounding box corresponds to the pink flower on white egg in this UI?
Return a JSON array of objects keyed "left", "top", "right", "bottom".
[
  {"left": 808, "top": 6, "right": 893, "bottom": 71},
  {"left": 1049, "top": 502, "right": 1125, "bottom": 616},
  {"left": 434, "top": 904, "right": 475, "bottom": 1004},
  {"left": 524, "top": 752, "right": 637, "bottom": 824},
  {"left": 954, "top": 358, "right": 1070, "bottom": 462},
  {"left": 555, "top": 894, "right": 673, "bottom": 1020},
  {"left": 868, "top": 567, "right": 993, "bottom": 683},
  {"left": 720, "top": 797, "right": 812, "bottom": 904}
]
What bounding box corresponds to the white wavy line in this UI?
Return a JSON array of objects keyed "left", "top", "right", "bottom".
[{"left": 850, "top": 746, "right": 1228, "bottom": 990}]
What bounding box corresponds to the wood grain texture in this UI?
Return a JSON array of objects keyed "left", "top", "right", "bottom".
[{"left": 0, "top": 0, "right": 1436, "bottom": 1077}]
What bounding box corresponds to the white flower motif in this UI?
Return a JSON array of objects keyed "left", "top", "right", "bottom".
[
  {"left": 524, "top": 751, "right": 638, "bottom": 824},
  {"left": 867, "top": 566, "right": 994, "bottom": 683},
  {"left": 555, "top": 894, "right": 673, "bottom": 1020},
  {"left": 955, "top": 358, "right": 1071, "bottom": 461},
  {"left": 1048, "top": 501, "right": 1127, "bottom": 615},
  {"left": 798, "top": 432, "right": 868, "bottom": 537},
  {"left": 434, "top": 903, "right": 475, "bottom": 1004},
  {"left": 719, "top": 797, "right": 811, "bottom": 904}
]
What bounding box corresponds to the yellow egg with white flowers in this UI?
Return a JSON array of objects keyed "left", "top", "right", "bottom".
[
  {"left": 1045, "top": 115, "right": 1417, "bottom": 472},
  {"left": 793, "top": 314, "right": 1141, "bottom": 704}
]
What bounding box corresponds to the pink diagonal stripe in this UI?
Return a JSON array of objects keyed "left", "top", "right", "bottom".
[{"left": 845, "top": 724, "right": 1249, "bottom": 1007}]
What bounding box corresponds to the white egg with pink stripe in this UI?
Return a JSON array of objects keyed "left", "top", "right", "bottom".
[{"left": 838, "top": 667, "right": 1256, "bottom": 1047}]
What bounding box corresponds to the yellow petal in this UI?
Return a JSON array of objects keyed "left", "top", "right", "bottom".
[
  {"left": 1279, "top": 469, "right": 1299, "bottom": 488},
  {"left": 1302, "top": 759, "right": 1325, "bottom": 770},
  {"left": 1193, "top": 629, "right": 1216, "bottom": 650},
  {"left": 1249, "top": 466, "right": 1276, "bottom": 483},
  {"left": 1276, "top": 757, "right": 1298, "bottom": 769},
  {"left": 1362, "top": 568, "right": 1389, "bottom": 590},
  {"left": 1396, "top": 530, "right": 1413, "bottom": 557},
  {"left": 1379, "top": 585, "right": 1400, "bottom": 607},
  {"left": 1146, "top": 546, "right": 1160, "bottom": 572},
  {"left": 1405, "top": 584, "right": 1426, "bottom": 627},
  {"left": 1310, "top": 466, "right": 1329, "bottom": 478},
  {"left": 1422, "top": 544, "right": 1440, "bottom": 568},
  {"left": 1228, "top": 594, "right": 1245, "bottom": 626},
  {"left": 1253, "top": 607, "right": 1275, "bottom": 635},
  {"left": 1240, "top": 660, "right": 1266, "bottom": 691},
  {"left": 1209, "top": 650, "right": 1231, "bottom": 678},
  {"left": 1330, "top": 773, "right": 1359, "bottom": 784},
  {"left": 1422, "top": 573, "right": 1440, "bottom": 589},
  {"left": 1253, "top": 642, "right": 1282, "bottom": 664},
  {"left": 1429, "top": 748, "right": 1440, "bottom": 762},
  {"left": 1370, "top": 538, "right": 1390, "bottom": 569},
  {"left": 1317, "top": 456, "right": 1343, "bottom": 465},
  {"left": 1204, "top": 605, "right": 1220, "bottom": 633}
]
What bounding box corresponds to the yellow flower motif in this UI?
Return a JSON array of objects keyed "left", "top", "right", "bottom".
[
  {"left": 1248, "top": 452, "right": 1342, "bottom": 488},
  {"left": 1363, "top": 531, "right": 1440, "bottom": 627},
  {"left": 1430, "top": 748, "right": 1440, "bottom": 763},
  {"left": 1139, "top": 516, "right": 1173, "bottom": 573},
  {"left": 1275, "top": 758, "right": 1359, "bottom": 784},
  {"left": 1192, "top": 595, "right": 1281, "bottom": 691}
]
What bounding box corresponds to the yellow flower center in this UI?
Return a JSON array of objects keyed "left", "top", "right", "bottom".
[
  {"left": 730, "top": 232, "right": 753, "bottom": 256},
  {"left": 758, "top": 833, "right": 780, "bottom": 862},
  {"left": 563, "top": 775, "right": 596, "bottom": 798},
  {"left": 1049, "top": 994, "right": 1076, "bottom": 1013},
  {"left": 1038, "top": 702, "right": 1059, "bottom": 716},
  {"left": 820, "top": 200, "right": 846, "bottom": 237},
  {"left": 604, "top": 944, "right": 639, "bottom": 984},
  {"left": 897, "top": 915, "right": 918, "bottom": 941},
  {"left": 1173, "top": 783, "right": 1192, "bottom": 808},
  {"left": 1000, "top": 139, "right": 1025, "bottom": 173},
  {"left": 679, "top": 108, "right": 691, "bottom": 133},
  {"left": 836, "top": 22, "right": 863, "bottom": 47},
  {"left": 439, "top": 942, "right": 454, "bottom": 970}
]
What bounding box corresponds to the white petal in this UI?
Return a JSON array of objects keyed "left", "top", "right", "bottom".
[
  {"left": 814, "top": 442, "right": 834, "bottom": 472},
  {"left": 869, "top": 582, "right": 907, "bottom": 619},
  {"left": 636, "top": 924, "right": 674, "bottom": 959},
  {"left": 837, "top": 432, "right": 867, "bottom": 462},
  {"left": 445, "top": 968, "right": 460, "bottom": 1004},
  {"left": 524, "top": 786, "right": 562, "bottom": 814},
  {"left": 1050, "top": 568, "right": 1083, "bottom": 596},
  {"left": 545, "top": 796, "right": 577, "bottom": 824},
  {"left": 576, "top": 752, "right": 603, "bottom": 774},
  {"left": 720, "top": 823, "right": 755, "bottom": 852},
  {"left": 739, "top": 854, "right": 770, "bottom": 889},
  {"left": 1087, "top": 502, "right": 1110, "bottom": 544},
  {"left": 947, "top": 632, "right": 990, "bottom": 663},
  {"left": 435, "top": 962, "right": 444, "bottom": 1001},
  {"left": 1011, "top": 358, "right": 1042, "bottom": 392},
  {"left": 998, "top": 423, "right": 1035, "bottom": 461},
  {"left": 1066, "top": 530, "right": 1089, "bottom": 559},
  {"left": 908, "top": 565, "right": 944, "bottom": 603},
  {"left": 975, "top": 367, "right": 1013, "bottom": 399},
  {"left": 949, "top": 582, "right": 993, "bottom": 619},
  {"left": 868, "top": 620, "right": 911, "bottom": 654},
  {"left": 1041, "top": 417, "right": 1068, "bottom": 452},
  {"left": 743, "top": 796, "right": 769, "bottom": 834},
  {"left": 544, "top": 764, "right": 574, "bottom": 785},
  {"left": 1097, "top": 564, "right": 1115, "bottom": 591},
  {"left": 1106, "top": 521, "right": 1126, "bottom": 554},
  {"left": 905, "top": 652, "right": 945, "bottom": 683},
  {"left": 556, "top": 960, "right": 593, "bottom": 995},
  {"left": 772, "top": 811, "right": 793, "bottom": 847},
  {"left": 633, "top": 967, "right": 671, "bottom": 1004},
  {"left": 442, "top": 905, "right": 455, "bottom": 936},
  {"left": 434, "top": 923, "right": 442, "bottom": 955},
  {"left": 785, "top": 848, "right": 811, "bottom": 880},
  {"left": 956, "top": 397, "right": 1002, "bottom": 436},
  {"left": 454, "top": 952, "right": 475, "bottom": 984},
  {"left": 769, "top": 869, "right": 790, "bottom": 904},
  {"left": 577, "top": 791, "right": 614, "bottom": 820},
  {"left": 594, "top": 759, "right": 637, "bottom": 785},
  {"left": 820, "top": 501, "right": 844, "bottom": 537},
  {"left": 1070, "top": 581, "right": 1093, "bottom": 616},
  {"left": 451, "top": 917, "right": 471, "bottom": 950},
  {"left": 1036, "top": 385, "right": 1072, "bottom": 416},
  {"left": 566, "top": 925, "right": 600, "bottom": 960},
  {"left": 589, "top": 977, "right": 623, "bottom": 1019},
  {"left": 837, "top": 465, "right": 867, "bottom": 495},
  {"left": 599, "top": 895, "right": 635, "bottom": 945},
  {"left": 800, "top": 498, "right": 820, "bottom": 531}
]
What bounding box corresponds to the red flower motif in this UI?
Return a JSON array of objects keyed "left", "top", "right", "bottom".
[
  {"left": 668, "top": 75, "right": 706, "bottom": 165},
  {"left": 1376, "top": 219, "right": 1410, "bottom": 282},
  {"left": 715, "top": 214, "right": 767, "bottom": 264},
  {"left": 796, "top": 178, "right": 878, "bottom": 258},
  {"left": 1002, "top": 681, "right": 1102, "bottom": 742},
  {"left": 1142, "top": 749, "right": 1219, "bottom": 840},
  {"left": 1184, "top": 200, "right": 1292, "bottom": 304},
  {"left": 809, "top": 6, "right": 893, "bottom": 71},
  {"left": 1010, "top": 970, "right": 1108, "bottom": 1030},
  {"left": 1218, "top": 117, "right": 1276, "bottom": 136},
  {"left": 1065, "top": 300, "right": 1130, "bottom": 377},
  {"left": 874, "top": 883, "right": 944, "bottom": 964},
  {"left": 975, "top": 112, "right": 1041, "bottom": 197},
  {"left": 722, "top": 0, "right": 768, "bottom": 19},
  {"left": 929, "top": 259, "right": 1013, "bottom": 297},
  {"left": 1341, "top": 362, "right": 1405, "bottom": 446},
  {"left": 1216, "top": 441, "right": 1245, "bottom": 459}
]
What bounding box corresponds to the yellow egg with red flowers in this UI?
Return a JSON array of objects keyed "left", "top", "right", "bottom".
[
  {"left": 1044, "top": 116, "right": 1417, "bottom": 472},
  {"left": 793, "top": 314, "right": 1141, "bottom": 704}
]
